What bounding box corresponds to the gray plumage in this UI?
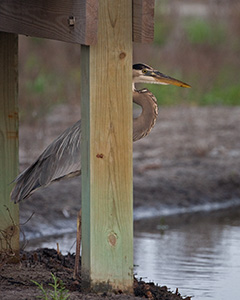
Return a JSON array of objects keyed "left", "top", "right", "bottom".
[
  {"left": 11, "top": 121, "right": 82, "bottom": 202},
  {"left": 11, "top": 63, "right": 190, "bottom": 203}
]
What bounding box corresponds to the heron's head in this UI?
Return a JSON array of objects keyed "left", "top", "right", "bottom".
[{"left": 132, "top": 63, "right": 191, "bottom": 90}]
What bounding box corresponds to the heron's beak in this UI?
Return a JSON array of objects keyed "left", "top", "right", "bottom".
[{"left": 148, "top": 70, "right": 191, "bottom": 88}]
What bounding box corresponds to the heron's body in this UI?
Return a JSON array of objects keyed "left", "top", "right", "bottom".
[{"left": 11, "top": 63, "right": 190, "bottom": 203}]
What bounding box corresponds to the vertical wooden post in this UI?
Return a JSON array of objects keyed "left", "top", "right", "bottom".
[
  {"left": 81, "top": 0, "right": 133, "bottom": 292},
  {"left": 0, "top": 32, "right": 19, "bottom": 260}
]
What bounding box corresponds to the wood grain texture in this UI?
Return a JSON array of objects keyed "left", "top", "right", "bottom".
[
  {"left": 81, "top": 0, "right": 133, "bottom": 292},
  {"left": 133, "top": 0, "right": 155, "bottom": 43},
  {"left": 0, "top": 0, "right": 98, "bottom": 45},
  {"left": 0, "top": 33, "right": 19, "bottom": 258}
]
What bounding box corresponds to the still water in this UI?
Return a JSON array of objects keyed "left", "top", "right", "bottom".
[
  {"left": 25, "top": 207, "right": 240, "bottom": 300},
  {"left": 134, "top": 208, "right": 240, "bottom": 300}
]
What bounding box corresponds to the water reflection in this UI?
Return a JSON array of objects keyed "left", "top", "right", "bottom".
[
  {"left": 134, "top": 208, "right": 240, "bottom": 299},
  {"left": 25, "top": 208, "right": 240, "bottom": 300}
]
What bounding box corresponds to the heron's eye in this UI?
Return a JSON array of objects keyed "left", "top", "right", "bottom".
[{"left": 142, "top": 69, "right": 147, "bottom": 74}]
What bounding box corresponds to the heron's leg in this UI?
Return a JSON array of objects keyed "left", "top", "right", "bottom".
[{"left": 74, "top": 208, "right": 82, "bottom": 278}]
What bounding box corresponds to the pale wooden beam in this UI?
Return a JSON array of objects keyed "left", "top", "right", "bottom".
[
  {"left": 133, "top": 0, "right": 155, "bottom": 43},
  {"left": 0, "top": 0, "right": 99, "bottom": 45},
  {"left": 81, "top": 0, "right": 133, "bottom": 292},
  {"left": 0, "top": 33, "right": 19, "bottom": 261}
]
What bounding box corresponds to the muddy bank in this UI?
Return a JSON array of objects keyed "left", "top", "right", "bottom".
[{"left": 0, "top": 249, "right": 189, "bottom": 300}]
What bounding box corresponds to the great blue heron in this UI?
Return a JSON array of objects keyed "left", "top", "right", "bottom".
[{"left": 11, "top": 63, "right": 190, "bottom": 203}]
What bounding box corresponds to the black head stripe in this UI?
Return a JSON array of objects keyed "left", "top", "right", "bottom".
[{"left": 133, "top": 63, "right": 152, "bottom": 70}]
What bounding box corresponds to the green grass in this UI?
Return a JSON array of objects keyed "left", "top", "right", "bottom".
[
  {"left": 31, "top": 273, "right": 70, "bottom": 300},
  {"left": 145, "top": 80, "right": 240, "bottom": 107},
  {"left": 143, "top": 62, "right": 240, "bottom": 107},
  {"left": 145, "top": 83, "right": 189, "bottom": 106},
  {"left": 198, "top": 66, "right": 240, "bottom": 106},
  {"left": 200, "top": 84, "right": 240, "bottom": 106},
  {"left": 21, "top": 65, "right": 240, "bottom": 111}
]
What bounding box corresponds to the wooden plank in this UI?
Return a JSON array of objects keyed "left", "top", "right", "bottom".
[
  {"left": 133, "top": 0, "right": 155, "bottom": 43},
  {"left": 0, "top": 33, "right": 19, "bottom": 262},
  {"left": 81, "top": 0, "right": 133, "bottom": 292},
  {"left": 0, "top": 0, "right": 98, "bottom": 45}
]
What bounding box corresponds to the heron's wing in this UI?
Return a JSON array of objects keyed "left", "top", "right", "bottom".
[{"left": 11, "top": 120, "right": 81, "bottom": 203}]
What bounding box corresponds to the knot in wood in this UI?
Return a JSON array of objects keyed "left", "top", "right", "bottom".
[
  {"left": 5, "top": 225, "right": 17, "bottom": 238},
  {"left": 119, "top": 52, "right": 126, "bottom": 59},
  {"left": 108, "top": 232, "right": 117, "bottom": 247},
  {"left": 68, "top": 16, "right": 75, "bottom": 26}
]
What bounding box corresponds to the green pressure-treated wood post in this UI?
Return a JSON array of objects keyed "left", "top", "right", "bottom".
[
  {"left": 0, "top": 32, "right": 19, "bottom": 260},
  {"left": 81, "top": 0, "right": 133, "bottom": 292}
]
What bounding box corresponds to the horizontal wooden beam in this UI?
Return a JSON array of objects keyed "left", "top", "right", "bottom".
[
  {"left": 0, "top": 0, "right": 155, "bottom": 44},
  {"left": 133, "top": 0, "right": 155, "bottom": 43},
  {"left": 0, "top": 0, "right": 98, "bottom": 45}
]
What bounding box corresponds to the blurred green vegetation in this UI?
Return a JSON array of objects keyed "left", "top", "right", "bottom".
[
  {"left": 184, "top": 19, "right": 226, "bottom": 46},
  {"left": 19, "top": 41, "right": 81, "bottom": 123},
  {"left": 147, "top": 65, "right": 240, "bottom": 107},
  {"left": 19, "top": 1, "right": 240, "bottom": 123},
  {"left": 148, "top": 1, "right": 240, "bottom": 107},
  {"left": 146, "top": 78, "right": 240, "bottom": 107},
  {"left": 154, "top": 18, "right": 173, "bottom": 46}
]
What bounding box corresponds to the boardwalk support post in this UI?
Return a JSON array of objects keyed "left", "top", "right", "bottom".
[
  {"left": 0, "top": 32, "right": 19, "bottom": 262},
  {"left": 81, "top": 0, "right": 133, "bottom": 292}
]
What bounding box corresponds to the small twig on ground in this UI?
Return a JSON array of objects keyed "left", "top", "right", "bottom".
[
  {"left": 19, "top": 211, "right": 35, "bottom": 250},
  {"left": 57, "top": 243, "right": 60, "bottom": 255},
  {"left": 73, "top": 209, "right": 81, "bottom": 279}
]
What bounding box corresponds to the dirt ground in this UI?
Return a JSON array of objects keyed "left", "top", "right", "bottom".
[
  {"left": 1, "top": 105, "right": 240, "bottom": 299},
  {"left": 0, "top": 249, "right": 191, "bottom": 300}
]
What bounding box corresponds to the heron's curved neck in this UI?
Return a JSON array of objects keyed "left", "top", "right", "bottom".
[{"left": 133, "top": 88, "right": 158, "bottom": 142}]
